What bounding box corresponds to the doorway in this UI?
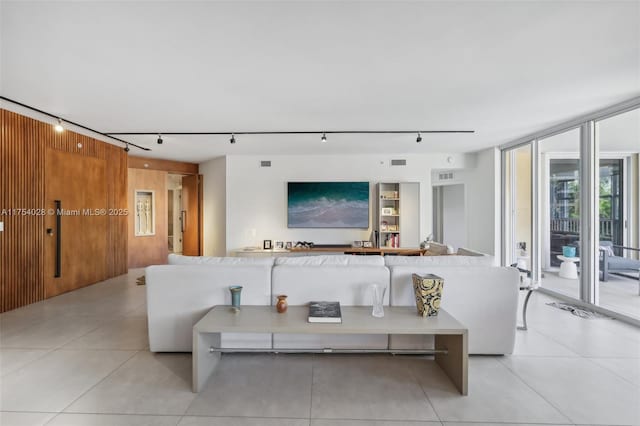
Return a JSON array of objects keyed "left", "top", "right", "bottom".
[
  {"left": 167, "top": 174, "right": 184, "bottom": 254},
  {"left": 432, "top": 184, "right": 467, "bottom": 249}
]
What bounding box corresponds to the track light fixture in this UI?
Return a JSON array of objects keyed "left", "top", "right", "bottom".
[
  {"left": 416, "top": 132, "right": 422, "bottom": 143},
  {"left": 0, "top": 96, "right": 149, "bottom": 151},
  {"left": 54, "top": 118, "right": 64, "bottom": 133},
  {"left": 124, "top": 143, "right": 130, "bottom": 152},
  {"left": 321, "top": 132, "right": 327, "bottom": 143},
  {"left": 157, "top": 134, "right": 163, "bottom": 144},
  {"left": 230, "top": 134, "right": 236, "bottom": 144}
]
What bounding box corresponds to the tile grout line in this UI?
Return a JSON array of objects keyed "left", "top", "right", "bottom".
[
  {"left": 406, "top": 356, "right": 444, "bottom": 425},
  {"left": 495, "top": 356, "right": 576, "bottom": 425},
  {"left": 581, "top": 356, "right": 640, "bottom": 389},
  {"left": 0, "top": 347, "right": 55, "bottom": 378},
  {"left": 531, "top": 320, "right": 640, "bottom": 359},
  {"left": 49, "top": 349, "right": 141, "bottom": 421}
]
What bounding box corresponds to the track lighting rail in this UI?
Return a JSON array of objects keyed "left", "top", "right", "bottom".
[
  {"left": 0, "top": 96, "right": 150, "bottom": 152},
  {"left": 105, "top": 130, "right": 474, "bottom": 135}
]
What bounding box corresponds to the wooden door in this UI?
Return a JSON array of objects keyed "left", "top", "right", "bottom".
[
  {"left": 44, "top": 149, "right": 107, "bottom": 297},
  {"left": 181, "top": 174, "right": 202, "bottom": 256}
]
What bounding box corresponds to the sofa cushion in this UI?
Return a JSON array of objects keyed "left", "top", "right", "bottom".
[
  {"left": 425, "top": 242, "right": 448, "bottom": 255},
  {"left": 275, "top": 255, "right": 385, "bottom": 266},
  {"left": 456, "top": 247, "right": 484, "bottom": 256},
  {"left": 389, "top": 265, "right": 518, "bottom": 354},
  {"left": 168, "top": 253, "right": 275, "bottom": 266},
  {"left": 146, "top": 264, "right": 273, "bottom": 352}
]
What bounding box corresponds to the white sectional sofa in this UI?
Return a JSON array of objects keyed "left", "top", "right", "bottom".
[{"left": 146, "top": 252, "right": 518, "bottom": 354}]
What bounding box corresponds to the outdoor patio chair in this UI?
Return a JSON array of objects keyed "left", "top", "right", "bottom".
[
  {"left": 599, "top": 241, "right": 640, "bottom": 285},
  {"left": 569, "top": 241, "right": 640, "bottom": 295}
]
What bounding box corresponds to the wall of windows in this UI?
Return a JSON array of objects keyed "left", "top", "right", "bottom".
[{"left": 502, "top": 99, "right": 640, "bottom": 323}]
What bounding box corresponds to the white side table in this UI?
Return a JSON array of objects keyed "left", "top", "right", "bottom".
[{"left": 557, "top": 255, "right": 580, "bottom": 279}]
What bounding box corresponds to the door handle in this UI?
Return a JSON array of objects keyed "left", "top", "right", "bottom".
[
  {"left": 54, "top": 200, "right": 61, "bottom": 278},
  {"left": 181, "top": 210, "right": 186, "bottom": 233}
]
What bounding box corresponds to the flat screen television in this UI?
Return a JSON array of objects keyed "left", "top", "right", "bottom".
[{"left": 287, "top": 182, "right": 369, "bottom": 228}]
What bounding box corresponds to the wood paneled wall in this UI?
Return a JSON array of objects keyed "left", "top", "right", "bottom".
[
  {"left": 128, "top": 168, "right": 169, "bottom": 268},
  {"left": 0, "top": 109, "right": 128, "bottom": 312},
  {"left": 0, "top": 110, "right": 45, "bottom": 311},
  {"left": 127, "top": 158, "right": 198, "bottom": 268}
]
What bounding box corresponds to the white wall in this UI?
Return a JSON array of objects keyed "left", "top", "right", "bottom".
[
  {"left": 463, "top": 147, "right": 501, "bottom": 257},
  {"left": 442, "top": 184, "right": 466, "bottom": 250},
  {"left": 224, "top": 154, "right": 468, "bottom": 252},
  {"left": 200, "top": 156, "right": 227, "bottom": 256}
]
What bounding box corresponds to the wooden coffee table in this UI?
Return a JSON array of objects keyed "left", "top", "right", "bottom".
[{"left": 193, "top": 305, "right": 468, "bottom": 395}]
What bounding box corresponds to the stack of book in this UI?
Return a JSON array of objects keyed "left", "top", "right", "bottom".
[{"left": 308, "top": 301, "right": 342, "bottom": 323}]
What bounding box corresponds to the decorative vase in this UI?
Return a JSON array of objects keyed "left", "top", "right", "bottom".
[
  {"left": 370, "top": 283, "right": 386, "bottom": 318},
  {"left": 411, "top": 274, "right": 444, "bottom": 317},
  {"left": 276, "top": 295, "right": 288, "bottom": 313},
  {"left": 229, "top": 285, "right": 243, "bottom": 311}
]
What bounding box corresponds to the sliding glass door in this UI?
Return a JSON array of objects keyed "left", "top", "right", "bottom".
[
  {"left": 594, "top": 108, "right": 640, "bottom": 317},
  {"left": 539, "top": 128, "right": 582, "bottom": 299},
  {"left": 502, "top": 102, "right": 640, "bottom": 323}
]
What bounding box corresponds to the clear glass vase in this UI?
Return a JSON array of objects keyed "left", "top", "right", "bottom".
[{"left": 370, "top": 283, "right": 386, "bottom": 318}]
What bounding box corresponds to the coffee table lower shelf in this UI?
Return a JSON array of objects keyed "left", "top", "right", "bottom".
[{"left": 192, "top": 306, "right": 468, "bottom": 395}]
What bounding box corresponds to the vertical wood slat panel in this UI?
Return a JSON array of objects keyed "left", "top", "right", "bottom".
[
  {"left": 105, "top": 143, "right": 128, "bottom": 277},
  {"left": 0, "top": 109, "right": 128, "bottom": 313},
  {"left": 0, "top": 110, "right": 45, "bottom": 312}
]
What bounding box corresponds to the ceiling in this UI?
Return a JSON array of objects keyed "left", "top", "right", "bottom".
[{"left": 1, "top": 1, "right": 639, "bottom": 163}]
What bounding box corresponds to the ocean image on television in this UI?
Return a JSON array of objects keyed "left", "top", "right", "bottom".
[{"left": 288, "top": 182, "right": 369, "bottom": 228}]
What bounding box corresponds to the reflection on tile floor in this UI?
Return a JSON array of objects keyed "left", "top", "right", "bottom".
[{"left": 0, "top": 269, "right": 638, "bottom": 425}]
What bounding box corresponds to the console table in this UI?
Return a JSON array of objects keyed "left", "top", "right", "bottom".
[
  {"left": 193, "top": 306, "right": 468, "bottom": 395},
  {"left": 232, "top": 247, "right": 428, "bottom": 257}
]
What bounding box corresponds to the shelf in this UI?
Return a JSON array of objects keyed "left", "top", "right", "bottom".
[
  {"left": 381, "top": 214, "right": 400, "bottom": 217},
  {"left": 380, "top": 231, "right": 400, "bottom": 233},
  {"left": 380, "top": 198, "right": 400, "bottom": 201}
]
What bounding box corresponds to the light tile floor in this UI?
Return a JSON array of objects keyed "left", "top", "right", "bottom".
[
  {"left": 1, "top": 269, "right": 639, "bottom": 426},
  {"left": 541, "top": 269, "right": 640, "bottom": 320}
]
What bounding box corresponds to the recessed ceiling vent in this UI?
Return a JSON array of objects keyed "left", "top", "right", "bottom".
[
  {"left": 260, "top": 160, "right": 271, "bottom": 167},
  {"left": 438, "top": 172, "right": 455, "bottom": 181},
  {"left": 390, "top": 159, "right": 407, "bottom": 166}
]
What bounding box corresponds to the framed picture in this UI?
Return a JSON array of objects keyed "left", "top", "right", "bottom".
[
  {"left": 363, "top": 241, "right": 373, "bottom": 248},
  {"left": 285, "top": 241, "right": 293, "bottom": 249},
  {"left": 275, "top": 241, "right": 284, "bottom": 249},
  {"left": 381, "top": 207, "right": 395, "bottom": 216},
  {"left": 263, "top": 240, "right": 272, "bottom": 249},
  {"left": 353, "top": 240, "right": 363, "bottom": 248}
]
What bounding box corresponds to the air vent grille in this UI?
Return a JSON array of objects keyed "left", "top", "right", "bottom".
[
  {"left": 260, "top": 160, "right": 271, "bottom": 167},
  {"left": 438, "top": 172, "right": 455, "bottom": 180},
  {"left": 390, "top": 159, "right": 407, "bottom": 166}
]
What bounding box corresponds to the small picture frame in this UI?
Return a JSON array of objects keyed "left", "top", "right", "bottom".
[
  {"left": 381, "top": 207, "right": 394, "bottom": 216},
  {"left": 353, "top": 240, "right": 363, "bottom": 248},
  {"left": 275, "top": 241, "right": 284, "bottom": 249},
  {"left": 263, "top": 240, "right": 272, "bottom": 249},
  {"left": 363, "top": 241, "right": 373, "bottom": 248},
  {"left": 285, "top": 241, "right": 293, "bottom": 249}
]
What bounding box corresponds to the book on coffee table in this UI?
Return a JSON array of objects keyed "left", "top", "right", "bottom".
[{"left": 308, "top": 301, "right": 342, "bottom": 323}]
